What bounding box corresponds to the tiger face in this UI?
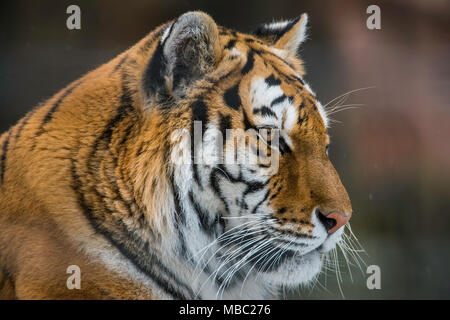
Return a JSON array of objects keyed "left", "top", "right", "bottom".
[{"left": 158, "top": 12, "right": 353, "bottom": 294}]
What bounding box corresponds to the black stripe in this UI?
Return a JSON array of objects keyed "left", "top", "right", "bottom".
[
  {"left": 295, "top": 75, "right": 305, "bottom": 85},
  {"left": 189, "top": 191, "right": 214, "bottom": 235},
  {"left": 218, "top": 164, "right": 240, "bottom": 183},
  {"left": 241, "top": 50, "right": 255, "bottom": 75},
  {"left": 252, "top": 190, "right": 269, "bottom": 214},
  {"left": 192, "top": 100, "right": 208, "bottom": 130},
  {"left": 298, "top": 113, "right": 308, "bottom": 125},
  {"left": 90, "top": 105, "right": 134, "bottom": 159},
  {"left": 224, "top": 39, "right": 236, "bottom": 50},
  {"left": 161, "top": 22, "right": 175, "bottom": 46},
  {"left": 75, "top": 134, "right": 194, "bottom": 300},
  {"left": 36, "top": 80, "right": 82, "bottom": 137},
  {"left": 278, "top": 137, "right": 291, "bottom": 154},
  {"left": 88, "top": 75, "right": 136, "bottom": 212},
  {"left": 273, "top": 236, "right": 309, "bottom": 246},
  {"left": 0, "top": 130, "right": 11, "bottom": 185},
  {"left": 192, "top": 163, "right": 202, "bottom": 189},
  {"left": 89, "top": 72, "right": 135, "bottom": 155},
  {"left": 110, "top": 54, "right": 129, "bottom": 75},
  {"left": 265, "top": 74, "right": 281, "bottom": 87},
  {"left": 288, "top": 96, "right": 295, "bottom": 104},
  {"left": 103, "top": 74, "right": 139, "bottom": 217},
  {"left": 269, "top": 185, "right": 283, "bottom": 201},
  {"left": 244, "top": 180, "right": 267, "bottom": 195},
  {"left": 224, "top": 83, "right": 241, "bottom": 110},
  {"left": 253, "top": 106, "right": 278, "bottom": 119},
  {"left": 142, "top": 41, "right": 169, "bottom": 100},
  {"left": 271, "top": 94, "right": 287, "bottom": 107},
  {"left": 210, "top": 168, "right": 230, "bottom": 214},
  {"left": 219, "top": 113, "right": 232, "bottom": 143},
  {"left": 239, "top": 198, "right": 249, "bottom": 210},
  {"left": 72, "top": 166, "right": 192, "bottom": 299},
  {"left": 14, "top": 108, "right": 38, "bottom": 142},
  {"left": 242, "top": 108, "right": 254, "bottom": 131},
  {"left": 255, "top": 48, "right": 297, "bottom": 72},
  {"left": 267, "top": 225, "right": 317, "bottom": 239},
  {"left": 170, "top": 176, "right": 191, "bottom": 264},
  {"left": 171, "top": 176, "right": 186, "bottom": 227},
  {"left": 191, "top": 100, "right": 209, "bottom": 188},
  {"left": 253, "top": 16, "right": 301, "bottom": 42}
]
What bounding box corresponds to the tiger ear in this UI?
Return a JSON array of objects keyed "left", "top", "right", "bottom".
[
  {"left": 144, "top": 11, "right": 221, "bottom": 101},
  {"left": 254, "top": 13, "right": 308, "bottom": 56}
]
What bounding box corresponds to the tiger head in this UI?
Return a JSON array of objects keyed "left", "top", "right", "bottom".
[{"left": 142, "top": 11, "right": 352, "bottom": 296}]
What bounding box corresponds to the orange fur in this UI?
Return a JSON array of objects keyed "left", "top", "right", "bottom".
[{"left": 0, "top": 12, "right": 351, "bottom": 299}]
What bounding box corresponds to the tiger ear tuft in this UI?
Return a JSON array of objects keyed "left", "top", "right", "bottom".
[
  {"left": 254, "top": 13, "right": 308, "bottom": 56},
  {"left": 144, "top": 11, "right": 221, "bottom": 102}
]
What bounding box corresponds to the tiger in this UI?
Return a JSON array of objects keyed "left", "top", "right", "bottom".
[{"left": 0, "top": 11, "right": 352, "bottom": 299}]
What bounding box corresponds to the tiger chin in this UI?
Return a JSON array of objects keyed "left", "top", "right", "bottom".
[{"left": 0, "top": 11, "right": 352, "bottom": 300}]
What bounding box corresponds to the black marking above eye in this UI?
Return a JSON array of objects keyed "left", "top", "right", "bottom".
[
  {"left": 265, "top": 74, "right": 281, "bottom": 87},
  {"left": 295, "top": 76, "right": 305, "bottom": 85},
  {"left": 253, "top": 106, "right": 278, "bottom": 119},
  {"left": 245, "top": 181, "right": 266, "bottom": 195},
  {"left": 271, "top": 94, "right": 287, "bottom": 107},
  {"left": 224, "top": 83, "right": 241, "bottom": 110}
]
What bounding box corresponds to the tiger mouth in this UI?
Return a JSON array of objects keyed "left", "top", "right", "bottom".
[{"left": 235, "top": 237, "right": 329, "bottom": 273}]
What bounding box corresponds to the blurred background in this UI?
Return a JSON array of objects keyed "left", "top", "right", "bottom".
[{"left": 1, "top": 0, "right": 449, "bottom": 299}]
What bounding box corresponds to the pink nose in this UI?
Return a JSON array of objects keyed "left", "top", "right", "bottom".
[{"left": 326, "top": 212, "right": 352, "bottom": 234}]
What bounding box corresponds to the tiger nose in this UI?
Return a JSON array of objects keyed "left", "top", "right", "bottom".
[{"left": 316, "top": 209, "right": 352, "bottom": 234}]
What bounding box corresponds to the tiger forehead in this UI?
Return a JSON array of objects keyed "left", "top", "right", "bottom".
[
  {"left": 219, "top": 30, "right": 302, "bottom": 74},
  {"left": 216, "top": 31, "right": 306, "bottom": 95},
  {"left": 219, "top": 44, "right": 323, "bottom": 131},
  {"left": 188, "top": 27, "right": 329, "bottom": 132}
]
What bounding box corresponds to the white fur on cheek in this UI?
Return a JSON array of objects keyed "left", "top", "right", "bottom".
[{"left": 263, "top": 250, "right": 322, "bottom": 287}]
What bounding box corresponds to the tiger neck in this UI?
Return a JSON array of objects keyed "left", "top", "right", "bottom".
[{"left": 77, "top": 102, "right": 274, "bottom": 299}]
